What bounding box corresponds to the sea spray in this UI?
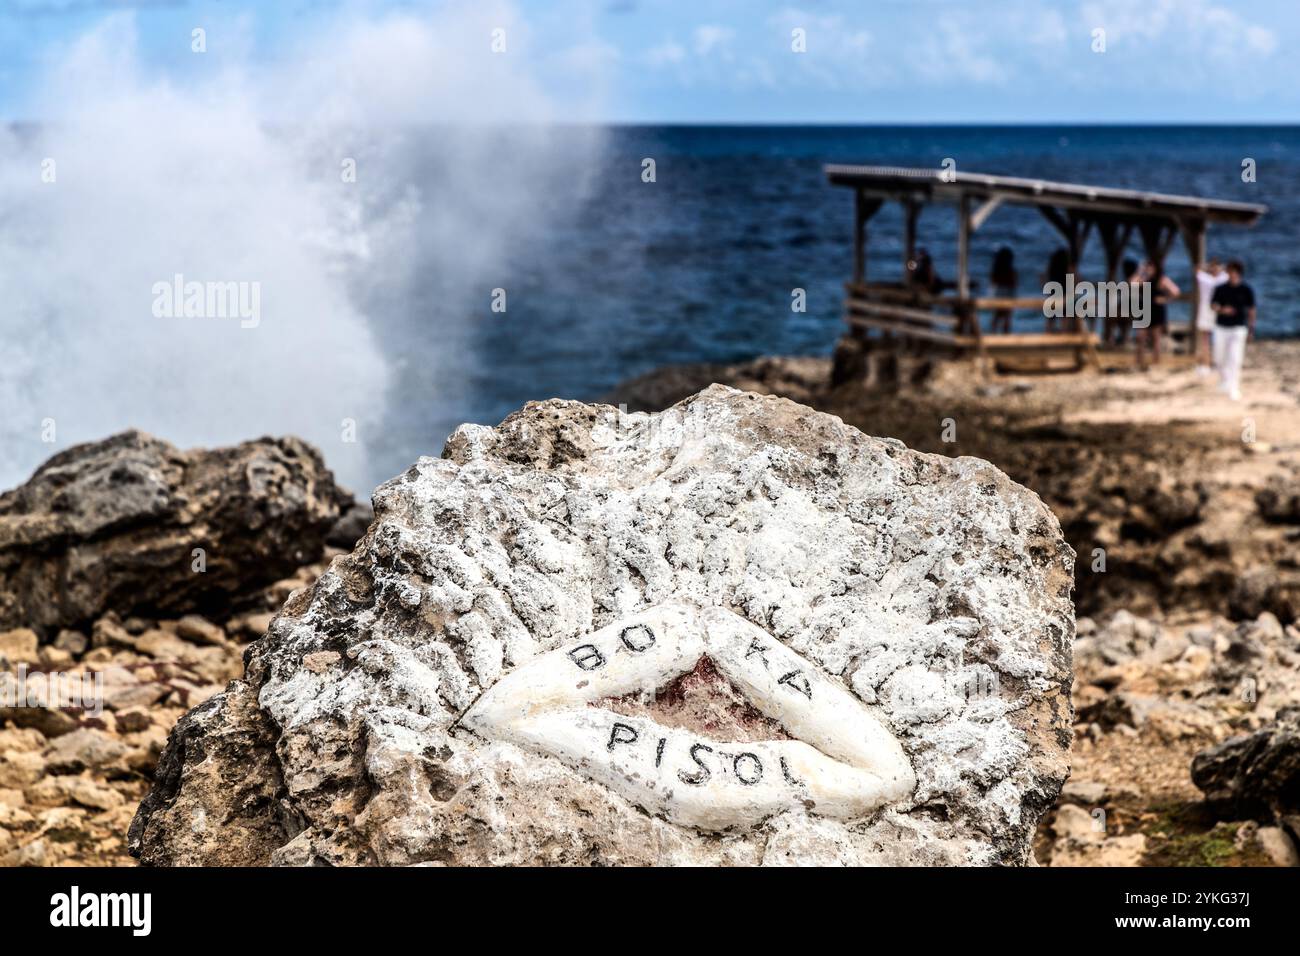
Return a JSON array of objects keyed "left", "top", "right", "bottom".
[{"left": 0, "top": 4, "right": 607, "bottom": 495}]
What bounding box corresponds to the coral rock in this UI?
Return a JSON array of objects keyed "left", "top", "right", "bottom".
[{"left": 132, "top": 387, "right": 1075, "bottom": 866}]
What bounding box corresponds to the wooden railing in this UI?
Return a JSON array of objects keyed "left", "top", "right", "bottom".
[
  {"left": 847, "top": 281, "right": 1196, "bottom": 312},
  {"left": 843, "top": 283, "right": 1102, "bottom": 362}
]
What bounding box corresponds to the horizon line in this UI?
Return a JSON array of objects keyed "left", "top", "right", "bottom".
[{"left": 5, "top": 118, "right": 1300, "bottom": 128}]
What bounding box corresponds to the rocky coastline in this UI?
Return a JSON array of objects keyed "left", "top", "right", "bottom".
[
  {"left": 606, "top": 339, "right": 1300, "bottom": 866},
  {"left": 2, "top": 341, "right": 1299, "bottom": 866},
  {"left": 0, "top": 432, "right": 366, "bottom": 866}
]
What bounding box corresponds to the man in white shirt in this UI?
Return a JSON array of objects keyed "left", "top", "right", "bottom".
[{"left": 1194, "top": 258, "right": 1228, "bottom": 376}]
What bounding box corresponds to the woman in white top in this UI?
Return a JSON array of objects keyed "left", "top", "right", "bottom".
[{"left": 1195, "top": 259, "right": 1228, "bottom": 375}]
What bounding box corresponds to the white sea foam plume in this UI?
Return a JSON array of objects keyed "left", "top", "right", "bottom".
[{"left": 0, "top": 3, "right": 607, "bottom": 494}]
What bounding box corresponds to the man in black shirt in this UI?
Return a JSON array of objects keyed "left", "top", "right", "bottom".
[{"left": 1210, "top": 260, "right": 1256, "bottom": 401}]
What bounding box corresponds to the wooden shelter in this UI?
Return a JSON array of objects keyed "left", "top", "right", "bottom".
[{"left": 826, "top": 164, "right": 1266, "bottom": 369}]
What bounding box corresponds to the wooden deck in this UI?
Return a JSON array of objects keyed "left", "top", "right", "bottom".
[
  {"left": 826, "top": 165, "right": 1266, "bottom": 375},
  {"left": 844, "top": 282, "right": 1100, "bottom": 369}
]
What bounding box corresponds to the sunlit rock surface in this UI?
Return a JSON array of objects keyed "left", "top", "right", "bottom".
[
  {"left": 0, "top": 431, "right": 349, "bottom": 636},
  {"left": 131, "top": 386, "right": 1074, "bottom": 866}
]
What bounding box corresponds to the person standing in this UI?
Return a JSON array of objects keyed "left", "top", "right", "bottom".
[
  {"left": 1135, "top": 260, "right": 1179, "bottom": 369},
  {"left": 1211, "top": 260, "right": 1256, "bottom": 401},
  {"left": 1042, "top": 247, "right": 1071, "bottom": 333},
  {"left": 1108, "top": 257, "right": 1140, "bottom": 347},
  {"left": 907, "top": 246, "right": 943, "bottom": 294},
  {"left": 990, "top": 246, "right": 1017, "bottom": 334},
  {"left": 1195, "top": 259, "right": 1228, "bottom": 375}
]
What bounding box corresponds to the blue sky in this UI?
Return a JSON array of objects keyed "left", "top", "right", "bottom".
[{"left": 2, "top": 0, "right": 1298, "bottom": 122}]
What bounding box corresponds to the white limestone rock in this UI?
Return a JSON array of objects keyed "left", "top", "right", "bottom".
[{"left": 131, "top": 386, "right": 1074, "bottom": 866}]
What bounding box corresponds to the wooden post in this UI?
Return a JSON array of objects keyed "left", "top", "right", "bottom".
[
  {"left": 1096, "top": 217, "right": 1133, "bottom": 351},
  {"left": 1098, "top": 218, "right": 1134, "bottom": 281},
  {"left": 970, "top": 195, "right": 1004, "bottom": 232},
  {"left": 956, "top": 193, "right": 971, "bottom": 300},
  {"left": 1180, "top": 218, "right": 1207, "bottom": 277},
  {"left": 1038, "top": 206, "right": 1072, "bottom": 243},
  {"left": 1067, "top": 213, "right": 1084, "bottom": 331},
  {"left": 903, "top": 199, "right": 919, "bottom": 275},
  {"left": 1184, "top": 220, "right": 1207, "bottom": 272},
  {"left": 848, "top": 194, "right": 884, "bottom": 344},
  {"left": 853, "top": 190, "right": 866, "bottom": 285},
  {"left": 1138, "top": 220, "right": 1177, "bottom": 268},
  {"left": 956, "top": 193, "right": 978, "bottom": 353},
  {"left": 1066, "top": 212, "right": 1099, "bottom": 368},
  {"left": 1181, "top": 217, "right": 1208, "bottom": 352}
]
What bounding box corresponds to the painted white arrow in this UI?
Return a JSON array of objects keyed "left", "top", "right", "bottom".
[{"left": 460, "top": 602, "right": 915, "bottom": 831}]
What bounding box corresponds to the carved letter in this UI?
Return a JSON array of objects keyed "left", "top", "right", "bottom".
[
  {"left": 780, "top": 756, "right": 803, "bottom": 786},
  {"left": 733, "top": 752, "right": 763, "bottom": 785},
  {"left": 778, "top": 670, "right": 813, "bottom": 700},
  {"left": 619, "top": 624, "right": 656, "bottom": 652},
  {"left": 568, "top": 644, "right": 605, "bottom": 671},
  {"left": 678, "top": 743, "right": 714, "bottom": 785},
  {"left": 607, "top": 722, "right": 639, "bottom": 751}
]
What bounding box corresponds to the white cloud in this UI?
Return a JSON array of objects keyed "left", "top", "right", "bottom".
[
  {"left": 643, "top": 39, "right": 686, "bottom": 67},
  {"left": 765, "top": 8, "right": 879, "bottom": 89},
  {"left": 620, "top": 0, "right": 1288, "bottom": 110},
  {"left": 693, "top": 24, "right": 734, "bottom": 57},
  {"left": 1076, "top": 0, "right": 1278, "bottom": 94},
  {"left": 636, "top": 8, "right": 880, "bottom": 92},
  {"left": 911, "top": 18, "right": 1008, "bottom": 86},
  {"left": 1079, "top": 0, "right": 1177, "bottom": 42},
  {"left": 1244, "top": 24, "right": 1279, "bottom": 56},
  {"left": 1028, "top": 8, "right": 1069, "bottom": 51},
  {"left": 552, "top": 37, "right": 621, "bottom": 75},
  {"left": 1080, "top": 0, "right": 1278, "bottom": 57}
]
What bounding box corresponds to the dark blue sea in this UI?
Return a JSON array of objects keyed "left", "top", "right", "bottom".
[
  {"left": 5, "top": 124, "right": 1298, "bottom": 495},
  {"left": 363, "top": 125, "right": 1297, "bottom": 488}
]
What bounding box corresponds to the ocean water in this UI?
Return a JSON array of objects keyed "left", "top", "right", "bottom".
[
  {"left": 376, "top": 125, "right": 1297, "bottom": 485},
  {"left": 5, "top": 124, "right": 1298, "bottom": 495}
]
